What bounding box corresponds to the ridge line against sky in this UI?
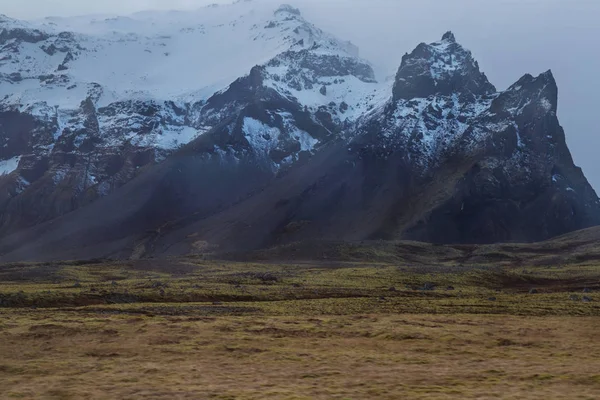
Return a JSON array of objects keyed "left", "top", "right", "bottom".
[{"left": 1, "top": 0, "right": 599, "bottom": 191}]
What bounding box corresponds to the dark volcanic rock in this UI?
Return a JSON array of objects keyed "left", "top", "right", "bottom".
[
  {"left": 392, "top": 31, "right": 496, "bottom": 101},
  {"left": 402, "top": 70, "right": 600, "bottom": 244},
  {"left": 0, "top": 27, "right": 49, "bottom": 45},
  {"left": 275, "top": 4, "right": 302, "bottom": 16}
]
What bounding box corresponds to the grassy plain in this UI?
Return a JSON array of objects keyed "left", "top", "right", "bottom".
[{"left": 0, "top": 252, "right": 599, "bottom": 399}]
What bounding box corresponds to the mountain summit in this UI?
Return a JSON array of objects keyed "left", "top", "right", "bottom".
[
  {"left": 393, "top": 32, "right": 496, "bottom": 101},
  {"left": 0, "top": 16, "right": 597, "bottom": 261}
]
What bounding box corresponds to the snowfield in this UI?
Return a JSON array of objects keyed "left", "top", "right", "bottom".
[{"left": 0, "top": 1, "right": 384, "bottom": 157}]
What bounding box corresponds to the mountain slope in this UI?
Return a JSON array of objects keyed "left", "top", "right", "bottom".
[
  {"left": 0, "top": 25, "right": 598, "bottom": 261},
  {"left": 137, "top": 33, "right": 600, "bottom": 255},
  {"left": 0, "top": 2, "right": 383, "bottom": 235}
]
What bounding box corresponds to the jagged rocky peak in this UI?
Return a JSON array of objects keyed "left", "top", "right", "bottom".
[
  {"left": 441, "top": 31, "right": 456, "bottom": 42},
  {"left": 509, "top": 69, "right": 557, "bottom": 95},
  {"left": 492, "top": 69, "right": 558, "bottom": 117},
  {"left": 392, "top": 32, "right": 496, "bottom": 101},
  {"left": 275, "top": 4, "right": 302, "bottom": 16}
]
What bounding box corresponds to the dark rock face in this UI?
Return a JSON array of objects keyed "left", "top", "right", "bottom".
[
  {"left": 268, "top": 50, "right": 376, "bottom": 86},
  {"left": 402, "top": 70, "right": 600, "bottom": 244},
  {"left": 275, "top": 4, "right": 302, "bottom": 16},
  {"left": 0, "top": 27, "right": 49, "bottom": 45},
  {"left": 194, "top": 44, "right": 376, "bottom": 168},
  {"left": 0, "top": 94, "right": 198, "bottom": 234},
  {"left": 392, "top": 31, "right": 496, "bottom": 101},
  {"left": 336, "top": 34, "right": 600, "bottom": 245}
]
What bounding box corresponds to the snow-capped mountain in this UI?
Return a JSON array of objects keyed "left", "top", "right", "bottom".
[
  {"left": 0, "top": 6, "right": 598, "bottom": 262},
  {"left": 0, "top": 2, "right": 383, "bottom": 234},
  {"left": 349, "top": 32, "right": 600, "bottom": 243},
  {"left": 151, "top": 32, "right": 597, "bottom": 252},
  {"left": 354, "top": 31, "right": 498, "bottom": 168},
  {"left": 1, "top": 2, "right": 365, "bottom": 104}
]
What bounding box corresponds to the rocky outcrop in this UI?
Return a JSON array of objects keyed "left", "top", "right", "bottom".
[{"left": 392, "top": 31, "right": 495, "bottom": 101}]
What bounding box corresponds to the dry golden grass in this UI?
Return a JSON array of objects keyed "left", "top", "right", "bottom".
[
  {"left": 0, "top": 258, "right": 599, "bottom": 399},
  {"left": 1, "top": 312, "right": 599, "bottom": 399}
]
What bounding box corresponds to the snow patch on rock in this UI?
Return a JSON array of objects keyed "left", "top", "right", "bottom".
[
  {"left": 243, "top": 117, "right": 282, "bottom": 156},
  {"left": 0, "top": 156, "right": 21, "bottom": 176}
]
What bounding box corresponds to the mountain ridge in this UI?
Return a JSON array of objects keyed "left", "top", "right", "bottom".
[
  {"left": 0, "top": 4, "right": 598, "bottom": 262},
  {"left": 0, "top": 2, "right": 383, "bottom": 236}
]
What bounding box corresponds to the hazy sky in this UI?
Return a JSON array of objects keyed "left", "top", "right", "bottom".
[{"left": 1, "top": 0, "right": 599, "bottom": 191}]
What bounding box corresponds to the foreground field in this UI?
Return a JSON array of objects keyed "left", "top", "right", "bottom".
[
  {"left": 0, "top": 257, "right": 599, "bottom": 399},
  {"left": 2, "top": 312, "right": 599, "bottom": 399}
]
